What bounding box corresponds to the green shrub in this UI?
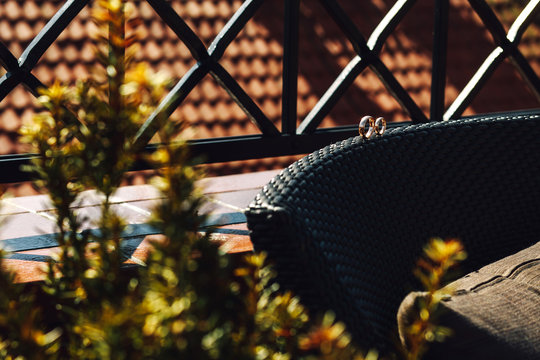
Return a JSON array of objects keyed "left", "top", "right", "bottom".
[
  {"left": 401, "top": 238, "right": 467, "bottom": 360},
  {"left": 2, "top": 1, "right": 372, "bottom": 359},
  {"left": 0, "top": 2, "right": 465, "bottom": 359}
]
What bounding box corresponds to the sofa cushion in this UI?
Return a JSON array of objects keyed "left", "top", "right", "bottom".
[{"left": 397, "top": 241, "right": 540, "bottom": 359}]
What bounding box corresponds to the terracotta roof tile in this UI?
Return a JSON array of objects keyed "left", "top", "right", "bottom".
[
  {"left": 200, "top": 80, "right": 220, "bottom": 102},
  {"left": 234, "top": 58, "right": 253, "bottom": 78},
  {"left": 247, "top": 78, "right": 265, "bottom": 99},
  {"left": 63, "top": 44, "right": 79, "bottom": 64},
  {"left": 199, "top": 20, "right": 215, "bottom": 42},
  {"left": 54, "top": 62, "right": 73, "bottom": 83},
  {"left": 230, "top": 102, "right": 248, "bottom": 122},
  {"left": 161, "top": 41, "right": 177, "bottom": 61},
  {"left": 261, "top": 98, "right": 279, "bottom": 119},
  {"left": 214, "top": 102, "right": 232, "bottom": 122},
  {"left": 33, "top": 20, "right": 47, "bottom": 35},
  {"left": 10, "top": 87, "right": 31, "bottom": 110},
  {"left": 68, "top": 19, "right": 86, "bottom": 42},
  {"left": 32, "top": 65, "right": 54, "bottom": 84},
  {"left": 262, "top": 77, "right": 280, "bottom": 98},
  {"left": 20, "top": 109, "right": 34, "bottom": 126},
  {"left": 201, "top": 1, "right": 218, "bottom": 19},
  {"left": 170, "top": 2, "right": 183, "bottom": 16},
  {"left": 216, "top": 2, "right": 232, "bottom": 19},
  {"left": 201, "top": 102, "right": 218, "bottom": 124},
  {"left": 264, "top": 58, "right": 281, "bottom": 78},
  {"left": 185, "top": 2, "right": 202, "bottom": 19},
  {"left": 144, "top": 40, "right": 164, "bottom": 62},
  {"left": 40, "top": 2, "right": 58, "bottom": 19},
  {"left": 4, "top": 1, "right": 21, "bottom": 21},
  {"left": 227, "top": 120, "right": 252, "bottom": 137},
  {"left": 22, "top": 2, "right": 41, "bottom": 22},
  {"left": 139, "top": 2, "right": 155, "bottom": 21},
  {"left": 2, "top": 109, "right": 20, "bottom": 132},
  {"left": 268, "top": 40, "right": 282, "bottom": 57},
  {"left": 1, "top": 0, "right": 540, "bottom": 183},
  {"left": 213, "top": 19, "right": 227, "bottom": 34},
  {"left": 15, "top": 22, "right": 34, "bottom": 42},
  {"left": 170, "top": 60, "right": 191, "bottom": 76},
  {"left": 0, "top": 20, "right": 13, "bottom": 40},
  {"left": 177, "top": 41, "right": 193, "bottom": 58},
  {"left": 80, "top": 42, "right": 94, "bottom": 63},
  {"left": 251, "top": 37, "right": 268, "bottom": 58},
  {"left": 8, "top": 42, "right": 23, "bottom": 58},
  {"left": 181, "top": 103, "right": 199, "bottom": 124},
  {"left": 239, "top": 38, "right": 256, "bottom": 58},
  {"left": 187, "top": 85, "right": 202, "bottom": 104},
  {"left": 43, "top": 43, "right": 62, "bottom": 63},
  {"left": 72, "top": 63, "right": 89, "bottom": 80},
  {"left": 149, "top": 21, "right": 166, "bottom": 40},
  {"left": 0, "top": 108, "right": 19, "bottom": 132},
  {"left": 0, "top": 133, "right": 15, "bottom": 154}
]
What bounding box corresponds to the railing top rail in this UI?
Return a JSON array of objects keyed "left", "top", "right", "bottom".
[{"left": 0, "top": 0, "right": 539, "bottom": 183}]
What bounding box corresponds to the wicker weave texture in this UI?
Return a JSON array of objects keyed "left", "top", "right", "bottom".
[{"left": 246, "top": 112, "right": 540, "bottom": 349}]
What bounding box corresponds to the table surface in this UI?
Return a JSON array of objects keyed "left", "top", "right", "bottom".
[{"left": 0, "top": 169, "right": 282, "bottom": 283}]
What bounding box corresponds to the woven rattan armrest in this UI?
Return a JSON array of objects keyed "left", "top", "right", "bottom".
[{"left": 246, "top": 111, "right": 540, "bottom": 350}]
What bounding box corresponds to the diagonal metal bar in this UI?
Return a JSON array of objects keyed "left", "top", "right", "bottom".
[
  {"left": 297, "top": 56, "right": 367, "bottom": 134},
  {"left": 468, "top": 0, "right": 540, "bottom": 98},
  {"left": 210, "top": 62, "right": 280, "bottom": 136},
  {"left": 282, "top": 0, "right": 300, "bottom": 135},
  {"left": 370, "top": 58, "right": 429, "bottom": 123},
  {"left": 20, "top": 72, "right": 49, "bottom": 97},
  {"left": 0, "top": 41, "right": 19, "bottom": 72},
  {"left": 299, "top": 0, "right": 425, "bottom": 133},
  {"left": 444, "top": 47, "right": 505, "bottom": 120},
  {"left": 0, "top": 72, "right": 22, "bottom": 103},
  {"left": 317, "top": 0, "right": 371, "bottom": 57},
  {"left": 208, "top": 0, "right": 265, "bottom": 61},
  {"left": 1, "top": 37, "right": 84, "bottom": 134},
  {"left": 505, "top": 1, "right": 540, "bottom": 102},
  {"left": 19, "top": 0, "right": 89, "bottom": 71},
  {"left": 0, "top": 41, "right": 86, "bottom": 134},
  {"left": 507, "top": 0, "right": 540, "bottom": 43},
  {"left": 431, "top": 0, "right": 449, "bottom": 121},
  {"left": 507, "top": 47, "right": 540, "bottom": 102},
  {"left": 445, "top": 0, "right": 540, "bottom": 120},
  {"left": 467, "top": 0, "right": 509, "bottom": 46},
  {"left": 137, "top": 0, "right": 276, "bottom": 146},
  {"left": 321, "top": 0, "right": 427, "bottom": 122},
  {"left": 367, "top": 0, "right": 418, "bottom": 54},
  {"left": 146, "top": 0, "right": 209, "bottom": 62},
  {"left": 447, "top": 0, "right": 540, "bottom": 119},
  {"left": 134, "top": 62, "right": 210, "bottom": 150}
]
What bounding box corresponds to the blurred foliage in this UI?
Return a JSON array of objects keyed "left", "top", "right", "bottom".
[
  {"left": 400, "top": 238, "right": 467, "bottom": 360},
  {"left": 3, "top": 1, "right": 373, "bottom": 359},
  {"left": 0, "top": 1, "right": 463, "bottom": 359}
]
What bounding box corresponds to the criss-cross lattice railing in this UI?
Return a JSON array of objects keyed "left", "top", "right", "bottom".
[{"left": 1, "top": 0, "right": 540, "bottom": 183}]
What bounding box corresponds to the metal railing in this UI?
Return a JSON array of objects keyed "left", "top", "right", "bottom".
[{"left": 0, "top": 0, "right": 539, "bottom": 183}]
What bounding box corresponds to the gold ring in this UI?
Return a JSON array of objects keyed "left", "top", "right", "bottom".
[
  {"left": 374, "top": 117, "right": 386, "bottom": 136},
  {"left": 359, "top": 116, "right": 374, "bottom": 139}
]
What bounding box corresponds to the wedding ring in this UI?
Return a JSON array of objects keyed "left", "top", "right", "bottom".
[
  {"left": 374, "top": 117, "right": 386, "bottom": 136},
  {"left": 359, "top": 116, "right": 374, "bottom": 139}
]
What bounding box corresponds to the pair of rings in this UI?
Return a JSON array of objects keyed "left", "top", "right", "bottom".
[{"left": 359, "top": 116, "right": 386, "bottom": 139}]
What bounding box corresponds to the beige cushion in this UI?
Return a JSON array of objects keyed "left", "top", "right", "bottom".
[{"left": 397, "top": 241, "right": 540, "bottom": 359}]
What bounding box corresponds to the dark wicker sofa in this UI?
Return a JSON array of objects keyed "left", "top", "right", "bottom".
[{"left": 245, "top": 111, "right": 540, "bottom": 357}]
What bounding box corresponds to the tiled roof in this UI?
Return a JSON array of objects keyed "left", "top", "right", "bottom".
[{"left": 1, "top": 0, "right": 540, "bottom": 185}]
